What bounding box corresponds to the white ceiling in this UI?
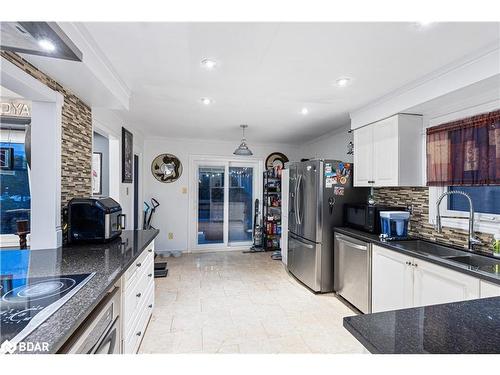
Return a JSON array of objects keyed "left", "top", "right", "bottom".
[{"left": 24, "top": 22, "right": 500, "bottom": 143}]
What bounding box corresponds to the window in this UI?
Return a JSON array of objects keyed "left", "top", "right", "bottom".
[
  {"left": 448, "top": 186, "right": 500, "bottom": 215},
  {"left": 429, "top": 186, "right": 500, "bottom": 235},
  {"left": 0, "top": 141, "right": 31, "bottom": 235}
]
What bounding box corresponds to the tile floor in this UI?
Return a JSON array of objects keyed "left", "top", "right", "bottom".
[{"left": 138, "top": 251, "right": 367, "bottom": 354}]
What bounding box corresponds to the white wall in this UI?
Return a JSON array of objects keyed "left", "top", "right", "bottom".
[
  {"left": 144, "top": 137, "right": 299, "bottom": 252},
  {"left": 299, "top": 125, "right": 353, "bottom": 163},
  {"left": 92, "top": 108, "right": 144, "bottom": 229}
]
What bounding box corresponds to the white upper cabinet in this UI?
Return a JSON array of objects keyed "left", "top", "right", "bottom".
[
  {"left": 353, "top": 114, "right": 423, "bottom": 187},
  {"left": 352, "top": 125, "right": 373, "bottom": 185}
]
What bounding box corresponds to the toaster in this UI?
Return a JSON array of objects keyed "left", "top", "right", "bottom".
[{"left": 67, "top": 197, "right": 125, "bottom": 243}]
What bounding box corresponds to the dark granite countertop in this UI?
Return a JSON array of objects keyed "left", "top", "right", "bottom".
[
  {"left": 334, "top": 227, "right": 500, "bottom": 285},
  {"left": 0, "top": 229, "right": 158, "bottom": 353},
  {"left": 343, "top": 296, "right": 500, "bottom": 353}
]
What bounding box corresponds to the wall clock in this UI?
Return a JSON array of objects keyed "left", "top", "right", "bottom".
[
  {"left": 151, "top": 153, "right": 183, "bottom": 183},
  {"left": 265, "top": 152, "right": 289, "bottom": 169}
]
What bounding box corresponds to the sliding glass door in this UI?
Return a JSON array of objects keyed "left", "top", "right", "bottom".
[
  {"left": 194, "top": 159, "right": 260, "bottom": 250},
  {"left": 228, "top": 165, "right": 253, "bottom": 244},
  {"left": 197, "top": 166, "right": 225, "bottom": 245}
]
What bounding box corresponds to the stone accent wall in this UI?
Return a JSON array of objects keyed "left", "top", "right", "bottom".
[
  {"left": 1, "top": 51, "right": 92, "bottom": 205},
  {"left": 373, "top": 187, "right": 493, "bottom": 252}
]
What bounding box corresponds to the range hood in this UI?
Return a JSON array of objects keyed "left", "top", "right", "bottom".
[{"left": 0, "top": 22, "right": 82, "bottom": 61}]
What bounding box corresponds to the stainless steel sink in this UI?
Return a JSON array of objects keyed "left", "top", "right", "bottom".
[
  {"left": 389, "top": 239, "right": 500, "bottom": 274},
  {"left": 444, "top": 254, "right": 500, "bottom": 269},
  {"left": 390, "top": 240, "right": 468, "bottom": 258}
]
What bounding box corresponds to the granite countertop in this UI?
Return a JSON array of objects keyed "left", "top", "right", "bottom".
[
  {"left": 334, "top": 227, "right": 500, "bottom": 285},
  {"left": 343, "top": 296, "right": 500, "bottom": 353},
  {"left": 0, "top": 229, "right": 159, "bottom": 354}
]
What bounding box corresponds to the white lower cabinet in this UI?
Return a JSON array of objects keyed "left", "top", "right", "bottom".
[
  {"left": 372, "top": 246, "right": 413, "bottom": 313},
  {"left": 372, "top": 245, "right": 482, "bottom": 313},
  {"left": 480, "top": 280, "right": 500, "bottom": 298},
  {"left": 121, "top": 241, "right": 155, "bottom": 354},
  {"left": 412, "top": 258, "right": 479, "bottom": 307}
]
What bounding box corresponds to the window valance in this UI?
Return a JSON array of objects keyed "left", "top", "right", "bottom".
[{"left": 426, "top": 109, "right": 500, "bottom": 186}]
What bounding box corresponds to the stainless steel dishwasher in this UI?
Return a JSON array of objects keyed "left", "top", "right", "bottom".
[{"left": 334, "top": 233, "right": 372, "bottom": 313}]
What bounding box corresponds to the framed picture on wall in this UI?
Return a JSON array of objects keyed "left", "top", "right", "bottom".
[
  {"left": 92, "top": 152, "right": 102, "bottom": 195},
  {"left": 122, "top": 127, "right": 133, "bottom": 183}
]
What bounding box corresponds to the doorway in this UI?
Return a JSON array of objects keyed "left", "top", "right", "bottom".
[
  {"left": 190, "top": 157, "right": 261, "bottom": 252},
  {"left": 133, "top": 154, "right": 139, "bottom": 230}
]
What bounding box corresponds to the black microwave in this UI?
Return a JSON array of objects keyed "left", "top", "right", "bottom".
[{"left": 343, "top": 203, "right": 407, "bottom": 234}]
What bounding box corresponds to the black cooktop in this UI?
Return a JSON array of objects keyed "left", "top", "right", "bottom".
[{"left": 0, "top": 273, "right": 94, "bottom": 347}]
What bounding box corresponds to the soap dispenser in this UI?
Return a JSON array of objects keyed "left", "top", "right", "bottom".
[{"left": 493, "top": 232, "right": 500, "bottom": 257}]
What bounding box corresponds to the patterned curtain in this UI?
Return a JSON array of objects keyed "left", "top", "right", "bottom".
[{"left": 427, "top": 109, "right": 500, "bottom": 186}]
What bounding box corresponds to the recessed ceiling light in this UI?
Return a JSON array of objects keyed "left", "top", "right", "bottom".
[
  {"left": 38, "top": 39, "right": 56, "bottom": 52},
  {"left": 336, "top": 77, "right": 351, "bottom": 87},
  {"left": 301, "top": 108, "right": 309, "bottom": 115},
  {"left": 201, "top": 97, "right": 213, "bottom": 105},
  {"left": 201, "top": 58, "right": 217, "bottom": 70}
]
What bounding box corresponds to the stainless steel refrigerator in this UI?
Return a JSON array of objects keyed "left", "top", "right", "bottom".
[{"left": 287, "top": 159, "right": 369, "bottom": 292}]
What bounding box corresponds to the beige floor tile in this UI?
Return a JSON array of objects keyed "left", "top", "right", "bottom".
[{"left": 139, "top": 251, "right": 366, "bottom": 354}]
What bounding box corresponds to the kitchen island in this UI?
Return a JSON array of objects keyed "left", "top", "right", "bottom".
[
  {"left": 334, "top": 227, "right": 500, "bottom": 354},
  {"left": 0, "top": 229, "right": 158, "bottom": 354},
  {"left": 343, "top": 296, "right": 500, "bottom": 354}
]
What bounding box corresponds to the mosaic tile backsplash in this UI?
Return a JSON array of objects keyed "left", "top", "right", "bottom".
[{"left": 373, "top": 187, "right": 494, "bottom": 253}]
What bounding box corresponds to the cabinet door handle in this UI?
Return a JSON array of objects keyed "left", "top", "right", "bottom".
[
  {"left": 148, "top": 304, "right": 153, "bottom": 308},
  {"left": 136, "top": 331, "right": 142, "bottom": 336},
  {"left": 148, "top": 249, "right": 153, "bottom": 253},
  {"left": 148, "top": 273, "right": 153, "bottom": 277},
  {"left": 368, "top": 180, "right": 375, "bottom": 184},
  {"left": 136, "top": 292, "right": 142, "bottom": 298},
  {"left": 136, "top": 262, "right": 142, "bottom": 267}
]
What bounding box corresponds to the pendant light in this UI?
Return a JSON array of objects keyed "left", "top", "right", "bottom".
[{"left": 233, "top": 124, "right": 253, "bottom": 156}]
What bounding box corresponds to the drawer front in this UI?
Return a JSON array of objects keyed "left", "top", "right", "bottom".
[
  {"left": 124, "top": 282, "right": 155, "bottom": 354},
  {"left": 123, "top": 245, "right": 154, "bottom": 287},
  {"left": 123, "top": 254, "right": 154, "bottom": 330},
  {"left": 133, "top": 282, "right": 155, "bottom": 353}
]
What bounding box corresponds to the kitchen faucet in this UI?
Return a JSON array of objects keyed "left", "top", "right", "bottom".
[{"left": 435, "top": 190, "right": 482, "bottom": 250}]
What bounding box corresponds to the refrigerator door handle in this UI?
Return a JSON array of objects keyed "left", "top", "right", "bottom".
[
  {"left": 289, "top": 233, "right": 314, "bottom": 248},
  {"left": 296, "top": 174, "right": 302, "bottom": 225}
]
